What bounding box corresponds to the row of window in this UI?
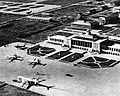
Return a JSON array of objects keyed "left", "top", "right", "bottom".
[
  {"left": 102, "top": 45, "right": 120, "bottom": 52},
  {"left": 71, "top": 40, "right": 92, "bottom": 48},
  {"left": 106, "top": 51, "right": 120, "bottom": 56},
  {"left": 72, "top": 45, "right": 89, "bottom": 50},
  {"left": 109, "top": 47, "right": 120, "bottom": 52},
  {"left": 50, "top": 38, "right": 64, "bottom": 43}
]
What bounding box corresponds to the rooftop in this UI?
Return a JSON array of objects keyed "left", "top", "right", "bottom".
[
  {"left": 52, "top": 31, "right": 74, "bottom": 37},
  {"left": 72, "top": 35, "right": 99, "bottom": 41},
  {"left": 49, "top": 35, "right": 67, "bottom": 40},
  {"left": 109, "top": 43, "right": 120, "bottom": 49},
  {"left": 71, "top": 20, "right": 91, "bottom": 26}
]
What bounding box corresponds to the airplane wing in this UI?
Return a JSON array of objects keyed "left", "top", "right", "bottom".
[
  {"left": 26, "top": 81, "right": 35, "bottom": 89},
  {"left": 21, "top": 81, "right": 26, "bottom": 87},
  {"left": 15, "top": 45, "right": 19, "bottom": 48},
  {"left": 9, "top": 58, "right": 15, "bottom": 63},
  {"left": 26, "top": 84, "right": 32, "bottom": 89},
  {"left": 17, "top": 55, "right": 23, "bottom": 58},
  {"left": 34, "top": 58, "right": 37, "bottom": 61},
  {"left": 36, "top": 83, "right": 55, "bottom": 90},
  {"left": 32, "top": 64, "right": 37, "bottom": 68},
  {"left": 42, "top": 63, "right": 47, "bottom": 66},
  {"left": 28, "top": 61, "right": 34, "bottom": 65}
]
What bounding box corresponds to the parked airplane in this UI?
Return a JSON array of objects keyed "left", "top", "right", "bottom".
[
  {"left": 13, "top": 76, "right": 54, "bottom": 90},
  {"left": 15, "top": 44, "right": 28, "bottom": 50},
  {"left": 27, "top": 58, "right": 47, "bottom": 68},
  {"left": 6, "top": 54, "right": 24, "bottom": 63}
]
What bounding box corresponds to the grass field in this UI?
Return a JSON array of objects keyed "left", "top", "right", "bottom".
[
  {"left": 77, "top": 56, "right": 118, "bottom": 68},
  {"left": 27, "top": 44, "right": 56, "bottom": 56},
  {"left": 47, "top": 50, "right": 72, "bottom": 60},
  {"left": 60, "top": 53, "right": 84, "bottom": 63},
  {"left": 0, "top": 17, "right": 61, "bottom": 46}
]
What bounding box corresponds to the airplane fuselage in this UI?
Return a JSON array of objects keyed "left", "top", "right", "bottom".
[{"left": 17, "top": 76, "right": 38, "bottom": 87}]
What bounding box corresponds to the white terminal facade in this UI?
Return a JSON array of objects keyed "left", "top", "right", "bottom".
[{"left": 47, "top": 20, "right": 120, "bottom": 55}]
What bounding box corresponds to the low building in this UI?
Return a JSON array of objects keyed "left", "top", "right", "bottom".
[
  {"left": 47, "top": 20, "right": 107, "bottom": 52},
  {"left": 47, "top": 31, "right": 75, "bottom": 47},
  {"left": 71, "top": 34, "right": 106, "bottom": 52},
  {"left": 70, "top": 20, "right": 91, "bottom": 30},
  {"left": 100, "top": 40, "right": 120, "bottom": 55},
  {"left": 62, "top": 20, "right": 92, "bottom": 36},
  {"left": 47, "top": 18, "right": 120, "bottom": 56}
]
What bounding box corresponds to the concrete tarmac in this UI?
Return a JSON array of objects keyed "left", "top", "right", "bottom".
[{"left": 0, "top": 42, "right": 120, "bottom": 96}]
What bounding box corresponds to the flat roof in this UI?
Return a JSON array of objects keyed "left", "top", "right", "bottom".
[
  {"left": 49, "top": 35, "right": 66, "bottom": 40},
  {"left": 71, "top": 20, "right": 91, "bottom": 26},
  {"left": 72, "top": 35, "right": 99, "bottom": 41},
  {"left": 53, "top": 32, "right": 74, "bottom": 37},
  {"left": 67, "top": 27, "right": 89, "bottom": 31},
  {"left": 109, "top": 44, "right": 120, "bottom": 49}
]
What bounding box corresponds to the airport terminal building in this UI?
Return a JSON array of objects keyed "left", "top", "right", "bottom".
[
  {"left": 47, "top": 20, "right": 107, "bottom": 53},
  {"left": 47, "top": 20, "right": 120, "bottom": 56},
  {"left": 71, "top": 35, "right": 106, "bottom": 52}
]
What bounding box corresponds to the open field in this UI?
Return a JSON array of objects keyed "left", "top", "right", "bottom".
[
  {"left": 0, "top": 42, "right": 120, "bottom": 96},
  {"left": 0, "top": 16, "right": 61, "bottom": 46},
  {"left": 0, "top": 13, "right": 23, "bottom": 23},
  {"left": 44, "top": 5, "right": 94, "bottom": 17}
]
